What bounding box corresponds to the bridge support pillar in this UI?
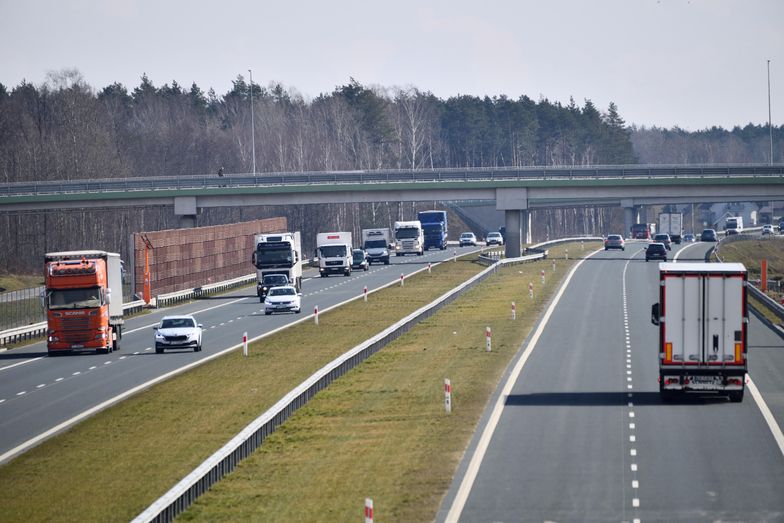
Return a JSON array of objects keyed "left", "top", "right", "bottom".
[
  {"left": 174, "top": 196, "right": 199, "bottom": 229},
  {"left": 622, "top": 200, "right": 637, "bottom": 239},
  {"left": 496, "top": 188, "right": 530, "bottom": 258}
]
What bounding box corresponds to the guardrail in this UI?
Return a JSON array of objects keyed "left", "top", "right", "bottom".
[
  {"left": 0, "top": 300, "right": 146, "bottom": 347},
  {"left": 154, "top": 274, "right": 256, "bottom": 308},
  {"left": 133, "top": 237, "right": 599, "bottom": 522}
]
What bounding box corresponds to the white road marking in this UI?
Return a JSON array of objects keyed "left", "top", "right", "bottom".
[
  {"left": 629, "top": 423, "right": 635, "bottom": 429},
  {"left": 632, "top": 498, "right": 640, "bottom": 507},
  {"left": 17, "top": 391, "right": 26, "bottom": 396},
  {"left": 632, "top": 480, "right": 639, "bottom": 488},
  {"left": 444, "top": 248, "right": 602, "bottom": 523},
  {"left": 134, "top": 351, "right": 140, "bottom": 355},
  {"left": 630, "top": 449, "right": 637, "bottom": 456},
  {"left": 0, "top": 357, "right": 46, "bottom": 372},
  {"left": 55, "top": 377, "right": 63, "bottom": 382},
  {"left": 104, "top": 361, "right": 111, "bottom": 365},
  {"left": 89, "top": 366, "right": 97, "bottom": 370},
  {"left": 0, "top": 399, "right": 5, "bottom": 404},
  {"left": 119, "top": 356, "right": 126, "bottom": 360},
  {"left": 630, "top": 435, "right": 636, "bottom": 442},
  {"left": 72, "top": 372, "right": 80, "bottom": 376},
  {"left": 36, "top": 384, "right": 45, "bottom": 389},
  {"left": 747, "top": 376, "right": 784, "bottom": 458},
  {"left": 631, "top": 463, "right": 637, "bottom": 471}
]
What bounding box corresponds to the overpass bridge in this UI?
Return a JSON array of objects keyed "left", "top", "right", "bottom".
[{"left": 2, "top": 164, "right": 783, "bottom": 257}]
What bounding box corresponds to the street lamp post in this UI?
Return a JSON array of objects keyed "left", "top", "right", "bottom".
[
  {"left": 249, "top": 68, "right": 256, "bottom": 174},
  {"left": 768, "top": 60, "right": 773, "bottom": 165}
]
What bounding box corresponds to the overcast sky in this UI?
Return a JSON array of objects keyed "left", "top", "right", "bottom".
[{"left": 1, "top": 0, "right": 781, "bottom": 131}]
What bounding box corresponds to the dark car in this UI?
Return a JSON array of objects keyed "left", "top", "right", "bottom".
[
  {"left": 653, "top": 233, "right": 672, "bottom": 250},
  {"left": 258, "top": 273, "right": 289, "bottom": 302},
  {"left": 700, "top": 228, "right": 718, "bottom": 242},
  {"left": 351, "top": 248, "right": 369, "bottom": 271},
  {"left": 645, "top": 243, "right": 668, "bottom": 262}
]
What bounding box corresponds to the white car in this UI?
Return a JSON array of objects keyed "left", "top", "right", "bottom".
[
  {"left": 485, "top": 231, "right": 504, "bottom": 245},
  {"left": 459, "top": 232, "right": 477, "bottom": 247},
  {"left": 154, "top": 315, "right": 203, "bottom": 353},
  {"left": 762, "top": 224, "right": 774, "bottom": 235},
  {"left": 264, "top": 285, "right": 302, "bottom": 315}
]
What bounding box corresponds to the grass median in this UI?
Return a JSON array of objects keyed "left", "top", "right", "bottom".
[{"left": 0, "top": 242, "right": 599, "bottom": 522}]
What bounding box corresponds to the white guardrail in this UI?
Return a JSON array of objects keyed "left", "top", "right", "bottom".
[
  {"left": 0, "top": 275, "right": 256, "bottom": 347},
  {"left": 133, "top": 237, "right": 602, "bottom": 523}
]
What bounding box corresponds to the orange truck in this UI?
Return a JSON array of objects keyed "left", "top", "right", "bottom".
[{"left": 44, "top": 251, "right": 124, "bottom": 355}]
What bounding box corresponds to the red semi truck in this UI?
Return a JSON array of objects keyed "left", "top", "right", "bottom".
[
  {"left": 651, "top": 262, "right": 747, "bottom": 402},
  {"left": 44, "top": 251, "right": 124, "bottom": 355}
]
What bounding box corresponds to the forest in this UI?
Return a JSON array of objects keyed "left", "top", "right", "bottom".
[{"left": 0, "top": 69, "right": 781, "bottom": 274}]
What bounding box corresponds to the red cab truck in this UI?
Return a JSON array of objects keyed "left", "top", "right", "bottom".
[
  {"left": 44, "top": 251, "right": 124, "bottom": 355},
  {"left": 651, "top": 262, "right": 747, "bottom": 402}
]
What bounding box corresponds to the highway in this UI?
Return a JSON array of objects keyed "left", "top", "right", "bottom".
[
  {"left": 0, "top": 246, "right": 474, "bottom": 463},
  {"left": 440, "top": 239, "right": 784, "bottom": 522}
]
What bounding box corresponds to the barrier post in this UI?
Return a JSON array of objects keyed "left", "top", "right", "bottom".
[
  {"left": 364, "top": 286, "right": 368, "bottom": 302},
  {"left": 565, "top": 248, "right": 569, "bottom": 260},
  {"left": 314, "top": 305, "right": 319, "bottom": 325},
  {"left": 428, "top": 262, "right": 432, "bottom": 274},
  {"left": 400, "top": 273, "right": 405, "bottom": 287},
  {"left": 444, "top": 379, "right": 452, "bottom": 413},
  {"left": 485, "top": 326, "right": 492, "bottom": 352},
  {"left": 453, "top": 249, "right": 457, "bottom": 262},
  {"left": 364, "top": 498, "right": 374, "bottom": 523},
  {"left": 512, "top": 301, "right": 516, "bottom": 320},
  {"left": 242, "top": 332, "right": 248, "bottom": 357},
  {"left": 552, "top": 259, "right": 556, "bottom": 272},
  {"left": 540, "top": 269, "right": 545, "bottom": 284},
  {"left": 529, "top": 282, "right": 534, "bottom": 299}
]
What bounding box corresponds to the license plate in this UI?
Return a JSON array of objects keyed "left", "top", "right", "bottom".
[
  {"left": 690, "top": 376, "right": 719, "bottom": 385},
  {"left": 71, "top": 344, "right": 84, "bottom": 349}
]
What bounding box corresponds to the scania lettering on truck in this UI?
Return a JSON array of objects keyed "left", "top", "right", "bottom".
[
  {"left": 658, "top": 212, "right": 683, "bottom": 244},
  {"left": 417, "top": 210, "right": 448, "bottom": 250},
  {"left": 650, "top": 262, "right": 747, "bottom": 402},
  {"left": 394, "top": 221, "right": 424, "bottom": 256},
  {"left": 44, "top": 251, "right": 124, "bottom": 356},
  {"left": 317, "top": 232, "right": 352, "bottom": 277},
  {"left": 251, "top": 232, "right": 302, "bottom": 300},
  {"left": 361, "top": 228, "right": 391, "bottom": 265}
]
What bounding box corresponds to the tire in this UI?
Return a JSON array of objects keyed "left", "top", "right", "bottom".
[
  {"left": 295, "top": 308, "right": 301, "bottom": 314},
  {"left": 384, "top": 259, "right": 389, "bottom": 265},
  {"left": 264, "top": 311, "right": 271, "bottom": 316},
  {"left": 728, "top": 390, "right": 744, "bottom": 403},
  {"left": 194, "top": 344, "right": 202, "bottom": 352},
  {"left": 112, "top": 338, "right": 120, "bottom": 352},
  {"left": 156, "top": 347, "right": 164, "bottom": 354},
  {"left": 98, "top": 347, "right": 109, "bottom": 355},
  {"left": 321, "top": 273, "right": 327, "bottom": 277},
  {"left": 364, "top": 265, "right": 368, "bottom": 271}
]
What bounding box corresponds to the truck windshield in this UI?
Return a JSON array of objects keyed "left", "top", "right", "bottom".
[
  {"left": 365, "top": 239, "right": 387, "bottom": 249},
  {"left": 422, "top": 224, "right": 442, "bottom": 233},
  {"left": 396, "top": 228, "right": 420, "bottom": 239},
  {"left": 320, "top": 245, "right": 347, "bottom": 258},
  {"left": 255, "top": 244, "right": 293, "bottom": 268},
  {"left": 48, "top": 287, "right": 102, "bottom": 310}
]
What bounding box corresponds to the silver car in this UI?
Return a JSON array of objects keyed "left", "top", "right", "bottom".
[
  {"left": 264, "top": 285, "right": 302, "bottom": 315},
  {"left": 154, "top": 315, "right": 203, "bottom": 353}
]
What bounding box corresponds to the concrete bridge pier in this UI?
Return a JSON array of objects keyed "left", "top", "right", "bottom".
[
  {"left": 622, "top": 200, "right": 637, "bottom": 239},
  {"left": 175, "top": 196, "right": 198, "bottom": 229},
  {"left": 497, "top": 188, "right": 530, "bottom": 258}
]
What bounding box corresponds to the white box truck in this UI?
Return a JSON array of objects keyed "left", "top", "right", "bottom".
[
  {"left": 658, "top": 212, "right": 683, "bottom": 244},
  {"left": 650, "top": 262, "right": 747, "bottom": 402},
  {"left": 725, "top": 216, "right": 743, "bottom": 233},
  {"left": 252, "top": 232, "right": 302, "bottom": 300},
  {"left": 361, "top": 228, "right": 392, "bottom": 265},
  {"left": 317, "top": 232, "right": 352, "bottom": 277},
  {"left": 393, "top": 221, "right": 424, "bottom": 256}
]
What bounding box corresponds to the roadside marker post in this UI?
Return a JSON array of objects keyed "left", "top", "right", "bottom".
[
  {"left": 363, "top": 286, "right": 368, "bottom": 302},
  {"left": 540, "top": 269, "right": 545, "bottom": 284},
  {"left": 400, "top": 273, "right": 405, "bottom": 287},
  {"left": 485, "top": 326, "right": 492, "bottom": 352},
  {"left": 444, "top": 379, "right": 452, "bottom": 413},
  {"left": 512, "top": 301, "right": 516, "bottom": 320},
  {"left": 314, "top": 305, "right": 319, "bottom": 325},
  {"left": 364, "top": 498, "right": 374, "bottom": 523},
  {"left": 242, "top": 332, "right": 248, "bottom": 357},
  {"left": 552, "top": 259, "right": 556, "bottom": 272},
  {"left": 529, "top": 282, "right": 534, "bottom": 299},
  {"left": 565, "top": 248, "right": 569, "bottom": 260},
  {"left": 428, "top": 262, "right": 432, "bottom": 274},
  {"left": 453, "top": 250, "right": 457, "bottom": 262}
]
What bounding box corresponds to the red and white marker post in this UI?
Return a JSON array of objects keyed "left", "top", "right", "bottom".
[
  {"left": 444, "top": 378, "right": 452, "bottom": 413},
  {"left": 485, "top": 326, "right": 492, "bottom": 352},
  {"left": 314, "top": 305, "right": 319, "bottom": 325},
  {"left": 400, "top": 273, "right": 405, "bottom": 287},
  {"left": 552, "top": 259, "right": 556, "bottom": 272},
  {"left": 529, "top": 282, "right": 534, "bottom": 299},
  {"left": 363, "top": 286, "right": 368, "bottom": 302},
  {"left": 511, "top": 301, "right": 516, "bottom": 320},
  {"left": 565, "top": 248, "right": 569, "bottom": 260},
  {"left": 453, "top": 249, "right": 457, "bottom": 262},
  {"left": 428, "top": 262, "right": 432, "bottom": 274},
  {"left": 540, "top": 269, "right": 545, "bottom": 284},
  {"left": 242, "top": 332, "right": 248, "bottom": 357},
  {"left": 364, "top": 498, "right": 374, "bottom": 523}
]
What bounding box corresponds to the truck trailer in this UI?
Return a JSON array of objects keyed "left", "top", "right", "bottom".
[
  {"left": 361, "top": 228, "right": 392, "bottom": 265},
  {"left": 252, "top": 232, "right": 302, "bottom": 300},
  {"left": 417, "top": 210, "right": 448, "bottom": 250},
  {"left": 650, "top": 262, "right": 747, "bottom": 402},
  {"left": 44, "top": 251, "right": 124, "bottom": 355},
  {"left": 658, "top": 213, "right": 683, "bottom": 244},
  {"left": 317, "top": 232, "right": 353, "bottom": 276}
]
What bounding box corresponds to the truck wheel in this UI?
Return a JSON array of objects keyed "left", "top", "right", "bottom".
[
  {"left": 156, "top": 346, "right": 164, "bottom": 354},
  {"left": 728, "top": 390, "right": 744, "bottom": 403},
  {"left": 98, "top": 347, "right": 109, "bottom": 355},
  {"left": 417, "top": 250, "right": 423, "bottom": 256},
  {"left": 384, "top": 259, "right": 390, "bottom": 265},
  {"left": 113, "top": 338, "right": 120, "bottom": 352}
]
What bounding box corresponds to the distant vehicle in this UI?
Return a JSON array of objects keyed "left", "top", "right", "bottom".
[
  {"left": 485, "top": 232, "right": 504, "bottom": 245},
  {"left": 658, "top": 213, "right": 683, "bottom": 244},
  {"left": 258, "top": 273, "right": 289, "bottom": 301},
  {"left": 701, "top": 228, "right": 718, "bottom": 242},
  {"left": 317, "top": 232, "right": 352, "bottom": 277},
  {"left": 779, "top": 221, "right": 784, "bottom": 233},
  {"left": 252, "top": 232, "right": 302, "bottom": 298},
  {"left": 653, "top": 233, "right": 672, "bottom": 250},
  {"left": 361, "top": 228, "right": 392, "bottom": 265},
  {"left": 499, "top": 226, "right": 506, "bottom": 242},
  {"left": 651, "top": 262, "right": 747, "bottom": 402},
  {"left": 604, "top": 234, "right": 625, "bottom": 251},
  {"left": 762, "top": 224, "right": 774, "bottom": 235},
  {"left": 264, "top": 285, "right": 302, "bottom": 315},
  {"left": 459, "top": 232, "right": 477, "bottom": 246},
  {"left": 724, "top": 216, "right": 743, "bottom": 233},
  {"left": 683, "top": 233, "right": 696, "bottom": 242},
  {"left": 351, "top": 248, "right": 369, "bottom": 271},
  {"left": 418, "top": 210, "right": 448, "bottom": 250},
  {"left": 154, "top": 315, "right": 203, "bottom": 353},
  {"left": 645, "top": 243, "right": 668, "bottom": 262},
  {"left": 725, "top": 228, "right": 739, "bottom": 236},
  {"left": 394, "top": 221, "right": 424, "bottom": 256},
  {"left": 630, "top": 223, "right": 655, "bottom": 240}
]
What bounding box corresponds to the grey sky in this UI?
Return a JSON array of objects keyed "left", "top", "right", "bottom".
[{"left": 1, "top": 0, "right": 781, "bottom": 131}]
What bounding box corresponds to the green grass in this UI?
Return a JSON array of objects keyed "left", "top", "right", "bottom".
[
  {"left": 0, "top": 243, "right": 600, "bottom": 522},
  {"left": 0, "top": 274, "right": 43, "bottom": 294}
]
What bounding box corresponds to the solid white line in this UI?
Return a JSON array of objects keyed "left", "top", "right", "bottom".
[
  {"left": 0, "top": 399, "right": 4, "bottom": 404},
  {"left": 444, "top": 248, "right": 601, "bottom": 523},
  {"left": 0, "top": 357, "right": 45, "bottom": 372},
  {"left": 747, "top": 376, "right": 784, "bottom": 458}
]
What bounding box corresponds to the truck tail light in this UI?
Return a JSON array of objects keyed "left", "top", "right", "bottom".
[{"left": 664, "top": 342, "right": 673, "bottom": 362}]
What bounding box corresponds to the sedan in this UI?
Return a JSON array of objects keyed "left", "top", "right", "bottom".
[
  {"left": 700, "top": 228, "right": 718, "bottom": 242},
  {"left": 485, "top": 232, "right": 504, "bottom": 245},
  {"left": 645, "top": 243, "right": 668, "bottom": 262},
  {"left": 653, "top": 233, "right": 672, "bottom": 250},
  {"left": 459, "top": 232, "right": 477, "bottom": 247},
  {"left": 762, "top": 225, "right": 774, "bottom": 235},
  {"left": 683, "top": 233, "right": 696, "bottom": 242},
  {"left": 604, "top": 234, "right": 625, "bottom": 251},
  {"left": 154, "top": 315, "right": 203, "bottom": 353},
  {"left": 264, "top": 285, "right": 302, "bottom": 315}
]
